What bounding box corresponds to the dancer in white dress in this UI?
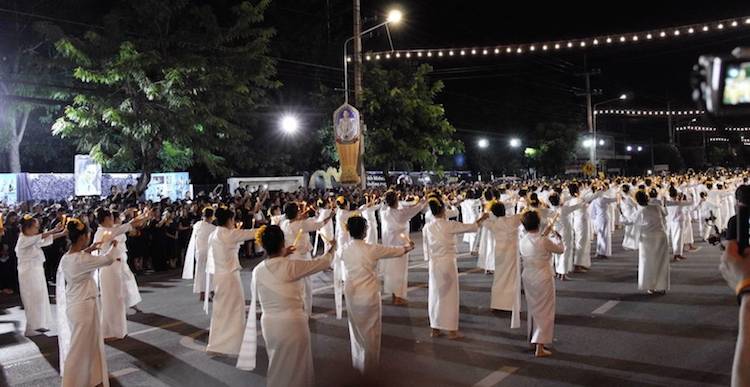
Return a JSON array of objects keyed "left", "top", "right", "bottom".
[
  {"left": 236, "top": 225, "right": 335, "bottom": 387},
  {"left": 422, "top": 195, "right": 488, "bottom": 339},
  {"left": 15, "top": 214, "right": 66, "bottom": 336},
  {"left": 56, "top": 218, "right": 118, "bottom": 387},
  {"left": 518, "top": 210, "right": 564, "bottom": 358},
  {"left": 341, "top": 215, "right": 414, "bottom": 376}
]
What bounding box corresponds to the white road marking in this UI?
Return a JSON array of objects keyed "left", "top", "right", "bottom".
[
  {"left": 473, "top": 366, "right": 518, "bottom": 387},
  {"left": 130, "top": 321, "right": 184, "bottom": 336},
  {"left": 4, "top": 321, "right": 186, "bottom": 368},
  {"left": 111, "top": 367, "right": 140, "bottom": 378},
  {"left": 592, "top": 300, "right": 620, "bottom": 315},
  {"left": 179, "top": 329, "right": 208, "bottom": 352}
]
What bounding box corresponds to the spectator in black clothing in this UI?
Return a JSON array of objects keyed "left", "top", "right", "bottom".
[{"left": 0, "top": 212, "right": 20, "bottom": 294}]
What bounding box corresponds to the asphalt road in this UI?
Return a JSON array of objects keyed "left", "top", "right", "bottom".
[{"left": 0, "top": 227, "right": 739, "bottom": 387}]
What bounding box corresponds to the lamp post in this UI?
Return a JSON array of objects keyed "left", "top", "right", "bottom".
[
  {"left": 592, "top": 93, "right": 628, "bottom": 168},
  {"left": 343, "top": 9, "right": 402, "bottom": 105}
]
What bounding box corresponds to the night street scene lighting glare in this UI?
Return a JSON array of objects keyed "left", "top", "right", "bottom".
[
  {"left": 626, "top": 145, "right": 633, "bottom": 151},
  {"left": 637, "top": 146, "right": 643, "bottom": 151},
  {"left": 280, "top": 115, "right": 299, "bottom": 134},
  {"left": 619, "top": 93, "right": 628, "bottom": 100},
  {"left": 582, "top": 139, "right": 593, "bottom": 148},
  {"left": 387, "top": 9, "right": 403, "bottom": 24},
  {"left": 509, "top": 138, "right": 521, "bottom": 148},
  {"left": 477, "top": 138, "right": 489, "bottom": 148}
]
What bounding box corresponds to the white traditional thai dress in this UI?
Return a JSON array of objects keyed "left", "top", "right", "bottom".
[
  {"left": 182, "top": 220, "right": 217, "bottom": 295},
  {"left": 341, "top": 240, "right": 405, "bottom": 375},
  {"left": 236, "top": 253, "right": 333, "bottom": 387},
  {"left": 280, "top": 217, "right": 329, "bottom": 316},
  {"left": 15, "top": 232, "right": 53, "bottom": 336},
  {"left": 665, "top": 200, "right": 692, "bottom": 256},
  {"left": 206, "top": 226, "right": 256, "bottom": 355},
  {"left": 483, "top": 214, "right": 522, "bottom": 327},
  {"left": 628, "top": 204, "right": 671, "bottom": 291},
  {"left": 620, "top": 194, "right": 639, "bottom": 250},
  {"left": 422, "top": 218, "right": 478, "bottom": 331},
  {"left": 460, "top": 199, "right": 481, "bottom": 248},
  {"left": 590, "top": 194, "right": 617, "bottom": 256},
  {"left": 56, "top": 248, "right": 117, "bottom": 387},
  {"left": 519, "top": 232, "right": 564, "bottom": 345},
  {"left": 380, "top": 201, "right": 426, "bottom": 299},
  {"left": 94, "top": 223, "right": 135, "bottom": 339}
]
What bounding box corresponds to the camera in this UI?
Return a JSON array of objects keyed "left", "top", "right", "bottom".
[{"left": 693, "top": 47, "right": 750, "bottom": 118}]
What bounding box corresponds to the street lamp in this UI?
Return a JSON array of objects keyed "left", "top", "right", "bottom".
[
  {"left": 343, "top": 9, "right": 403, "bottom": 104},
  {"left": 626, "top": 145, "right": 633, "bottom": 152},
  {"left": 279, "top": 114, "right": 299, "bottom": 135},
  {"left": 387, "top": 9, "right": 403, "bottom": 23},
  {"left": 637, "top": 145, "right": 643, "bottom": 152},
  {"left": 509, "top": 138, "right": 521, "bottom": 148},
  {"left": 478, "top": 138, "right": 489, "bottom": 149}
]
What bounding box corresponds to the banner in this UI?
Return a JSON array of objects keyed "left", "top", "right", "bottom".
[
  {"left": 333, "top": 103, "right": 362, "bottom": 185},
  {"left": 0, "top": 174, "right": 18, "bottom": 204},
  {"left": 74, "top": 155, "right": 102, "bottom": 196},
  {"left": 144, "top": 172, "right": 191, "bottom": 201},
  {"left": 228, "top": 176, "right": 304, "bottom": 193}
]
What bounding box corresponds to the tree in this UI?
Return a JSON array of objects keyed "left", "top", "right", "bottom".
[
  {"left": 52, "top": 0, "right": 278, "bottom": 190},
  {"left": 361, "top": 63, "right": 463, "bottom": 172},
  {"left": 530, "top": 122, "right": 580, "bottom": 176},
  {"left": 0, "top": 1, "right": 68, "bottom": 173}
]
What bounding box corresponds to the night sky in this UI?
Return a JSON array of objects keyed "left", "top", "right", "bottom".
[{"left": 3, "top": 0, "right": 750, "bottom": 171}]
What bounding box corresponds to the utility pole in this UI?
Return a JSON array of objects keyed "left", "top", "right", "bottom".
[
  {"left": 667, "top": 101, "right": 675, "bottom": 145},
  {"left": 352, "top": 0, "right": 366, "bottom": 187},
  {"left": 352, "top": 0, "right": 363, "bottom": 108},
  {"left": 575, "top": 54, "right": 601, "bottom": 167}
]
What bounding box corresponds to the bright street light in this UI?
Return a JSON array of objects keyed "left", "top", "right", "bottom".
[
  {"left": 582, "top": 139, "right": 593, "bottom": 148},
  {"left": 619, "top": 93, "right": 628, "bottom": 100},
  {"left": 626, "top": 145, "right": 633, "bottom": 152},
  {"left": 387, "top": 9, "right": 403, "bottom": 24},
  {"left": 477, "top": 138, "right": 489, "bottom": 149},
  {"left": 598, "top": 139, "right": 605, "bottom": 146},
  {"left": 280, "top": 115, "right": 299, "bottom": 134},
  {"left": 637, "top": 146, "right": 643, "bottom": 152},
  {"left": 509, "top": 138, "right": 521, "bottom": 148}
]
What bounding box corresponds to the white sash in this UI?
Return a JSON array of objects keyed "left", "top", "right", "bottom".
[{"left": 236, "top": 267, "right": 259, "bottom": 370}]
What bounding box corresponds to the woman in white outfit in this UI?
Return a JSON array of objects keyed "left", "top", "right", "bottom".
[
  {"left": 206, "top": 207, "right": 258, "bottom": 356},
  {"left": 15, "top": 215, "right": 65, "bottom": 336},
  {"left": 379, "top": 191, "right": 426, "bottom": 305},
  {"left": 57, "top": 218, "right": 118, "bottom": 387},
  {"left": 182, "top": 207, "right": 217, "bottom": 302},
  {"left": 422, "top": 195, "right": 488, "bottom": 339},
  {"left": 518, "top": 210, "right": 564, "bottom": 358},
  {"left": 341, "top": 215, "right": 414, "bottom": 376},
  {"left": 236, "top": 225, "right": 334, "bottom": 387},
  {"left": 94, "top": 208, "right": 148, "bottom": 340},
  {"left": 482, "top": 202, "right": 522, "bottom": 321},
  {"left": 279, "top": 202, "right": 333, "bottom": 316},
  {"left": 625, "top": 190, "right": 671, "bottom": 294}
]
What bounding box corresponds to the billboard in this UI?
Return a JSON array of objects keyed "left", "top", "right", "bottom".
[
  {"left": 144, "top": 172, "right": 191, "bottom": 201},
  {"left": 74, "top": 155, "right": 102, "bottom": 196},
  {"left": 0, "top": 174, "right": 17, "bottom": 204}
]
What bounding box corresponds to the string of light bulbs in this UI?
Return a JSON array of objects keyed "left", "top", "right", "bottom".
[
  {"left": 709, "top": 137, "right": 729, "bottom": 142},
  {"left": 351, "top": 15, "right": 750, "bottom": 62},
  {"left": 676, "top": 125, "right": 750, "bottom": 132},
  {"left": 594, "top": 109, "right": 704, "bottom": 116}
]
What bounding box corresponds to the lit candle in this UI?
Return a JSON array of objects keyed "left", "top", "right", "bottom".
[{"left": 293, "top": 228, "right": 304, "bottom": 247}]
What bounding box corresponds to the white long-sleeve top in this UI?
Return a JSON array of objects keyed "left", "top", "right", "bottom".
[
  {"left": 207, "top": 227, "right": 256, "bottom": 275},
  {"left": 15, "top": 233, "right": 53, "bottom": 269},
  {"left": 60, "top": 248, "right": 116, "bottom": 305},
  {"left": 422, "top": 218, "right": 478, "bottom": 260}
]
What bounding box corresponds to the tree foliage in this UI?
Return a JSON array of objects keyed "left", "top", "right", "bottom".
[
  {"left": 361, "top": 63, "right": 463, "bottom": 172},
  {"left": 52, "top": 0, "right": 278, "bottom": 187},
  {"left": 529, "top": 122, "right": 580, "bottom": 176},
  {"left": 0, "top": 0, "right": 69, "bottom": 172}
]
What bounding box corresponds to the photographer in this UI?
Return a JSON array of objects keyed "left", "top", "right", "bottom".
[{"left": 721, "top": 184, "right": 750, "bottom": 387}]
